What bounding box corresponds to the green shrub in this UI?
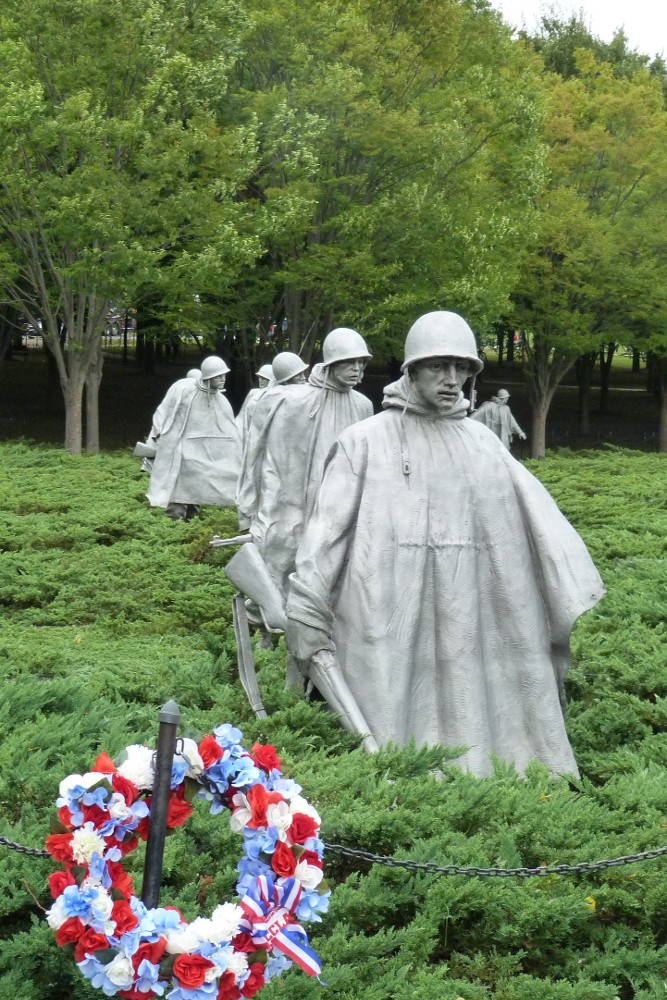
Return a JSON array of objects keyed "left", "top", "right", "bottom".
[{"left": 0, "top": 443, "right": 666, "bottom": 1000}]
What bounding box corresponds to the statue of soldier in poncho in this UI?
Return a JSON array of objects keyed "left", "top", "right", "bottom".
[
  {"left": 146, "top": 355, "right": 242, "bottom": 520},
  {"left": 286, "top": 312, "right": 604, "bottom": 778},
  {"left": 138, "top": 369, "right": 200, "bottom": 474},
  {"left": 236, "top": 363, "right": 275, "bottom": 445},
  {"left": 471, "top": 387, "right": 527, "bottom": 450},
  {"left": 236, "top": 330, "right": 373, "bottom": 602}
]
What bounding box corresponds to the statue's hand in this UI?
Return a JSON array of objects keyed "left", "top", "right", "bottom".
[
  {"left": 286, "top": 618, "right": 334, "bottom": 674},
  {"left": 519, "top": 432, "right": 527, "bottom": 440}
]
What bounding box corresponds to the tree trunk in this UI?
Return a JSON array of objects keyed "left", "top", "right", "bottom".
[
  {"left": 524, "top": 334, "right": 573, "bottom": 459},
  {"left": 63, "top": 372, "right": 86, "bottom": 455},
  {"left": 496, "top": 330, "right": 505, "bottom": 366},
  {"left": 632, "top": 347, "right": 641, "bottom": 374},
  {"left": 506, "top": 332, "right": 515, "bottom": 364},
  {"left": 286, "top": 286, "right": 301, "bottom": 353},
  {"left": 529, "top": 397, "right": 550, "bottom": 459},
  {"left": 85, "top": 344, "right": 104, "bottom": 453},
  {"left": 646, "top": 352, "right": 662, "bottom": 398},
  {"left": 575, "top": 352, "right": 596, "bottom": 435},
  {"left": 598, "top": 342, "right": 616, "bottom": 414}
]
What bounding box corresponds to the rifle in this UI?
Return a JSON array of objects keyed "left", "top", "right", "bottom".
[
  {"left": 308, "top": 649, "right": 379, "bottom": 753},
  {"left": 133, "top": 441, "right": 157, "bottom": 458},
  {"left": 223, "top": 543, "right": 286, "bottom": 632},
  {"left": 231, "top": 594, "right": 267, "bottom": 719},
  {"left": 210, "top": 533, "right": 253, "bottom": 547}
]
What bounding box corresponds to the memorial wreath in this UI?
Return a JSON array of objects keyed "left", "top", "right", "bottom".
[{"left": 45, "top": 723, "right": 329, "bottom": 999}]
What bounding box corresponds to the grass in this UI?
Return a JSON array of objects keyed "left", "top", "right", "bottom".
[{"left": 0, "top": 443, "right": 666, "bottom": 1000}]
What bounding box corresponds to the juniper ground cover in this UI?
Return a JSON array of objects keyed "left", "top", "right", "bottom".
[{"left": 0, "top": 442, "right": 666, "bottom": 1000}]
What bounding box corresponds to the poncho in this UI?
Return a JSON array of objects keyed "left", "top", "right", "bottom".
[
  {"left": 146, "top": 378, "right": 241, "bottom": 509},
  {"left": 287, "top": 377, "right": 604, "bottom": 777},
  {"left": 236, "top": 369, "right": 373, "bottom": 598},
  {"left": 471, "top": 397, "right": 525, "bottom": 449},
  {"left": 235, "top": 386, "right": 267, "bottom": 444}
]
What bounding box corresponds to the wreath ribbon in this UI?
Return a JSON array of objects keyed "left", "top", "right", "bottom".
[{"left": 240, "top": 875, "right": 322, "bottom": 977}]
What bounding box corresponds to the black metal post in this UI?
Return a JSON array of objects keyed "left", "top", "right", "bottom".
[{"left": 141, "top": 699, "right": 180, "bottom": 908}]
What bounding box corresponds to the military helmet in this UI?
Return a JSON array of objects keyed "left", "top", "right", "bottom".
[
  {"left": 401, "top": 312, "right": 483, "bottom": 374},
  {"left": 322, "top": 328, "right": 372, "bottom": 366},
  {"left": 271, "top": 352, "right": 308, "bottom": 384},
  {"left": 187, "top": 368, "right": 200, "bottom": 379},
  {"left": 255, "top": 364, "right": 274, "bottom": 381},
  {"left": 200, "top": 355, "right": 230, "bottom": 379},
  {"left": 496, "top": 388, "right": 510, "bottom": 399}
]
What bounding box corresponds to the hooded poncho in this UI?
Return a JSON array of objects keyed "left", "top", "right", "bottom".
[
  {"left": 236, "top": 386, "right": 269, "bottom": 444},
  {"left": 287, "top": 376, "right": 604, "bottom": 777},
  {"left": 471, "top": 396, "right": 525, "bottom": 450},
  {"left": 236, "top": 367, "right": 373, "bottom": 598},
  {"left": 146, "top": 378, "right": 241, "bottom": 509}
]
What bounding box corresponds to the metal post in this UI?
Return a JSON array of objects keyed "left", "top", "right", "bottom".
[{"left": 141, "top": 699, "right": 180, "bottom": 909}]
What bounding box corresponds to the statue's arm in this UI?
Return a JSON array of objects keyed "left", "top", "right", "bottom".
[
  {"left": 235, "top": 394, "right": 283, "bottom": 520},
  {"left": 510, "top": 411, "right": 527, "bottom": 439},
  {"left": 287, "top": 437, "right": 366, "bottom": 655}
]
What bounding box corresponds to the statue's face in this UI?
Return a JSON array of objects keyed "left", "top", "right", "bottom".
[
  {"left": 410, "top": 356, "right": 470, "bottom": 413},
  {"left": 286, "top": 371, "right": 307, "bottom": 384},
  {"left": 257, "top": 376, "right": 270, "bottom": 388},
  {"left": 327, "top": 358, "right": 365, "bottom": 389},
  {"left": 206, "top": 374, "right": 226, "bottom": 391}
]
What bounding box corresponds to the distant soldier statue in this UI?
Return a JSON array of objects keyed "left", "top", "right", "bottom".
[
  {"left": 471, "top": 388, "right": 526, "bottom": 450},
  {"left": 146, "top": 356, "right": 241, "bottom": 520},
  {"left": 236, "top": 363, "right": 275, "bottom": 444},
  {"left": 236, "top": 330, "right": 372, "bottom": 604},
  {"left": 286, "top": 312, "right": 604, "bottom": 777},
  {"left": 138, "top": 369, "right": 199, "bottom": 474}
]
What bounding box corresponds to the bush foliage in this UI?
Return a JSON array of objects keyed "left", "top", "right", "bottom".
[{"left": 0, "top": 442, "right": 666, "bottom": 1000}]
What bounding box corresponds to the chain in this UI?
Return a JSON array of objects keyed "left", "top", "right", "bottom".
[
  {"left": 0, "top": 835, "right": 50, "bottom": 859},
  {"left": 322, "top": 841, "right": 667, "bottom": 878},
  {"left": 3, "top": 831, "right": 667, "bottom": 877}
]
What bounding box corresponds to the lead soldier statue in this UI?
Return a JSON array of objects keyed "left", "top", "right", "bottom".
[{"left": 286, "top": 312, "right": 604, "bottom": 777}]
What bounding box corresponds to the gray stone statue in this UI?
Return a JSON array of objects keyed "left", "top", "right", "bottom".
[
  {"left": 286, "top": 311, "right": 604, "bottom": 777},
  {"left": 146, "top": 356, "right": 241, "bottom": 520},
  {"left": 270, "top": 351, "right": 309, "bottom": 386},
  {"left": 236, "top": 330, "right": 372, "bottom": 604},
  {"left": 256, "top": 364, "right": 273, "bottom": 388},
  {"left": 138, "top": 368, "right": 199, "bottom": 473},
  {"left": 236, "top": 364, "right": 275, "bottom": 444},
  {"left": 471, "top": 388, "right": 527, "bottom": 449}
]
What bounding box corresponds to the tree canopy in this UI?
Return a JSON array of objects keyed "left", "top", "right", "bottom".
[
  {"left": 508, "top": 32, "right": 667, "bottom": 455},
  {"left": 0, "top": 0, "right": 260, "bottom": 452},
  {"left": 1, "top": 1, "right": 667, "bottom": 451}
]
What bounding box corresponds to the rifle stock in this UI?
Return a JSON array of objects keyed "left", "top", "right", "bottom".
[
  {"left": 309, "top": 649, "right": 379, "bottom": 753},
  {"left": 223, "top": 543, "right": 287, "bottom": 632}
]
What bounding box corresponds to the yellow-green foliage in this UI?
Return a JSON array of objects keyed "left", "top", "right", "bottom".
[{"left": 0, "top": 443, "right": 666, "bottom": 1000}]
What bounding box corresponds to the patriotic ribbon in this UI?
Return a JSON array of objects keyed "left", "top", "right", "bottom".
[{"left": 240, "top": 874, "right": 322, "bottom": 977}]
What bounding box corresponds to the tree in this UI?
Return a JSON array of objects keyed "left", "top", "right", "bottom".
[
  {"left": 509, "top": 48, "right": 667, "bottom": 457},
  {"left": 212, "top": 0, "right": 545, "bottom": 361},
  {"left": 0, "top": 0, "right": 259, "bottom": 453}
]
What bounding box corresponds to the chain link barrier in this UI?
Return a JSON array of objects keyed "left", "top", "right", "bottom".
[
  {"left": 3, "top": 831, "right": 667, "bottom": 878},
  {"left": 0, "top": 834, "right": 50, "bottom": 859},
  {"left": 322, "top": 841, "right": 667, "bottom": 878}
]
